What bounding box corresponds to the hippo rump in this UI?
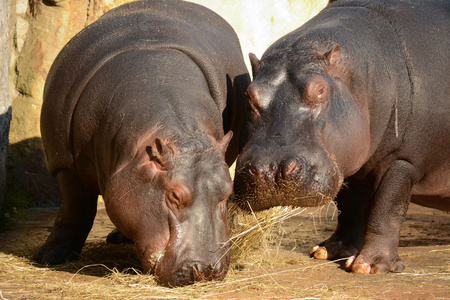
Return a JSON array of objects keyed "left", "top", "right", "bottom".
[
  {"left": 34, "top": 0, "right": 250, "bottom": 287},
  {"left": 234, "top": 0, "right": 449, "bottom": 274}
]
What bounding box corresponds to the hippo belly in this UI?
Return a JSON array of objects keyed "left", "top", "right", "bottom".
[
  {"left": 234, "top": 0, "right": 449, "bottom": 275},
  {"left": 411, "top": 166, "right": 450, "bottom": 211},
  {"left": 34, "top": 0, "right": 249, "bottom": 287}
]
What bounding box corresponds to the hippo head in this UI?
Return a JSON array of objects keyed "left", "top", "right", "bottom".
[
  {"left": 234, "top": 44, "right": 371, "bottom": 211},
  {"left": 103, "top": 131, "right": 233, "bottom": 287}
]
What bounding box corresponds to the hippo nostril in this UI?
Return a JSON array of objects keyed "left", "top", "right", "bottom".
[
  {"left": 246, "top": 162, "right": 275, "bottom": 181},
  {"left": 192, "top": 262, "right": 226, "bottom": 282},
  {"left": 281, "top": 158, "right": 299, "bottom": 179},
  {"left": 269, "top": 163, "right": 277, "bottom": 172},
  {"left": 248, "top": 165, "right": 258, "bottom": 176},
  {"left": 213, "top": 261, "right": 226, "bottom": 278},
  {"left": 192, "top": 263, "right": 206, "bottom": 281},
  {"left": 285, "top": 160, "right": 297, "bottom": 174},
  {"left": 247, "top": 162, "right": 261, "bottom": 177},
  {"left": 211, "top": 260, "right": 224, "bottom": 276}
]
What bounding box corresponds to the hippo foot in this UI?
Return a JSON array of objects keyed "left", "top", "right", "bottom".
[
  {"left": 33, "top": 243, "right": 81, "bottom": 265},
  {"left": 309, "top": 240, "right": 359, "bottom": 260},
  {"left": 106, "top": 229, "right": 134, "bottom": 244},
  {"left": 344, "top": 251, "right": 405, "bottom": 274}
]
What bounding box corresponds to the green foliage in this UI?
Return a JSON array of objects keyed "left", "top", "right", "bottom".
[{"left": 0, "top": 182, "right": 34, "bottom": 231}]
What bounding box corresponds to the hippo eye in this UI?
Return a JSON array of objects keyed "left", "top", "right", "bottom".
[
  {"left": 167, "top": 187, "right": 191, "bottom": 209},
  {"left": 305, "top": 77, "right": 328, "bottom": 107},
  {"left": 317, "top": 86, "right": 325, "bottom": 98},
  {"left": 313, "top": 84, "right": 327, "bottom": 101},
  {"left": 168, "top": 190, "right": 182, "bottom": 207},
  {"left": 245, "top": 94, "right": 261, "bottom": 126},
  {"left": 246, "top": 87, "right": 262, "bottom": 113}
]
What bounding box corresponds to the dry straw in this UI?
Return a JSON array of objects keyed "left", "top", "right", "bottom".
[
  {"left": 227, "top": 202, "right": 307, "bottom": 264},
  {"left": 0, "top": 202, "right": 332, "bottom": 299}
]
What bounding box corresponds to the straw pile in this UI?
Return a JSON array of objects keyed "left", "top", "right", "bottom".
[
  {"left": 228, "top": 203, "right": 307, "bottom": 264},
  {"left": 0, "top": 202, "right": 318, "bottom": 299}
]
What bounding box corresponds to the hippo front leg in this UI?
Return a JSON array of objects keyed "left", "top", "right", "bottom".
[
  {"left": 310, "top": 178, "right": 371, "bottom": 260},
  {"left": 345, "top": 160, "right": 416, "bottom": 274},
  {"left": 33, "top": 169, "right": 98, "bottom": 264}
]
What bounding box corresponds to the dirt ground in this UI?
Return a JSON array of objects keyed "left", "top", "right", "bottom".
[{"left": 0, "top": 202, "right": 449, "bottom": 299}]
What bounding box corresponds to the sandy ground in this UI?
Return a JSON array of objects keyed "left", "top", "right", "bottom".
[{"left": 0, "top": 202, "right": 449, "bottom": 299}]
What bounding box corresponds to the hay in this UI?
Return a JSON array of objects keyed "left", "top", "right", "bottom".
[
  {"left": 228, "top": 203, "right": 307, "bottom": 264},
  {"left": 0, "top": 251, "right": 344, "bottom": 299},
  {"left": 0, "top": 203, "right": 311, "bottom": 298},
  {"left": 2, "top": 201, "right": 448, "bottom": 299},
  {"left": 0, "top": 202, "right": 329, "bottom": 299}
]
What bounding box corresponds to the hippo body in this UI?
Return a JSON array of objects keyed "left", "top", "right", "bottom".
[
  {"left": 234, "top": 0, "right": 449, "bottom": 274},
  {"left": 35, "top": 0, "right": 250, "bottom": 286}
]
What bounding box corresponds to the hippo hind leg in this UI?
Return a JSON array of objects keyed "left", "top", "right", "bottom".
[
  {"left": 33, "top": 169, "right": 98, "bottom": 264},
  {"left": 106, "top": 229, "right": 133, "bottom": 244}
]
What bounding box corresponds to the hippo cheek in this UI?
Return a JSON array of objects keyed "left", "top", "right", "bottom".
[
  {"left": 152, "top": 204, "right": 230, "bottom": 287},
  {"left": 234, "top": 152, "right": 343, "bottom": 211}
]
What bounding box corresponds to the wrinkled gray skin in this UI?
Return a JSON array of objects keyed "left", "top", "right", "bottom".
[
  {"left": 34, "top": 0, "right": 250, "bottom": 287},
  {"left": 235, "top": 0, "right": 450, "bottom": 274}
]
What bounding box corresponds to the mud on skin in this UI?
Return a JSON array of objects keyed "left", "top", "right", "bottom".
[
  {"left": 34, "top": 0, "right": 250, "bottom": 287},
  {"left": 234, "top": 0, "right": 450, "bottom": 274}
]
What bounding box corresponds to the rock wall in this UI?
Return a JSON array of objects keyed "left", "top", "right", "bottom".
[
  {"left": 7, "top": 0, "right": 328, "bottom": 206},
  {"left": 1, "top": 0, "right": 12, "bottom": 209}
]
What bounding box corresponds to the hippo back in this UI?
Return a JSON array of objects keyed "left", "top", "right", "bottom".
[
  {"left": 327, "top": 0, "right": 450, "bottom": 106},
  {"left": 41, "top": 0, "right": 249, "bottom": 175}
]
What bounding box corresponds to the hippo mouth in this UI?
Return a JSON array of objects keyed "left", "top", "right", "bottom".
[
  {"left": 233, "top": 159, "right": 343, "bottom": 211},
  {"left": 153, "top": 256, "right": 229, "bottom": 287},
  {"left": 151, "top": 243, "right": 230, "bottom": 287},
  {"left": 144, "top": 210, "right": 230, "bottom": 287}
]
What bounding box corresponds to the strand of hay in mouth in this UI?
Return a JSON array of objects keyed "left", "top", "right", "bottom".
[{"left": 227, "top": 203, "right": 307, "bottom": 264}]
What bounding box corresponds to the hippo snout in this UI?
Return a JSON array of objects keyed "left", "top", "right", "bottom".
[
  {"left": 192, "top": 260, "right": 227, "bottom": 281},
  {"left": 247, "top": 156, "right": 303, "bottom": 182},
  {"left": 155, "top": 259, "right": 228, "bottom": 287},
  {"left": 234, "top": 153, "right": 343, "bottom": 211}
]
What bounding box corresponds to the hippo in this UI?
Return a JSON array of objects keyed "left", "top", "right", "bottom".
[
  {"left": 34, "top": 0, "right": 250, "bottom": 287},
  {"left": 234, "top": 0, "right": 450, "bottom": 274}
]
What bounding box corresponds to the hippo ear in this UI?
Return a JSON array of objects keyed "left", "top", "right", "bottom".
[
  {"left": 147, "top": 138, "right": 171, "bottom": 168},
  {"left": 324, "top": 44, "right": 341, "bottom": 66},
  {"left": 249, "top": 53, "right": 262, "bottom": 78},
  {"left": 218, "top": 131, "right": 233, "bottom": 154}
]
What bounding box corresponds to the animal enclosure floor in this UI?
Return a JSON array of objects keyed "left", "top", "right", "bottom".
[{"left": 0, "top": 203, "right": 449, "bottom": 299}]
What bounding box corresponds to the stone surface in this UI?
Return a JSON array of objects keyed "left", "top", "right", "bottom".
[{"left": 1, "top": 0, "right": 12, "bottom": 209}]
